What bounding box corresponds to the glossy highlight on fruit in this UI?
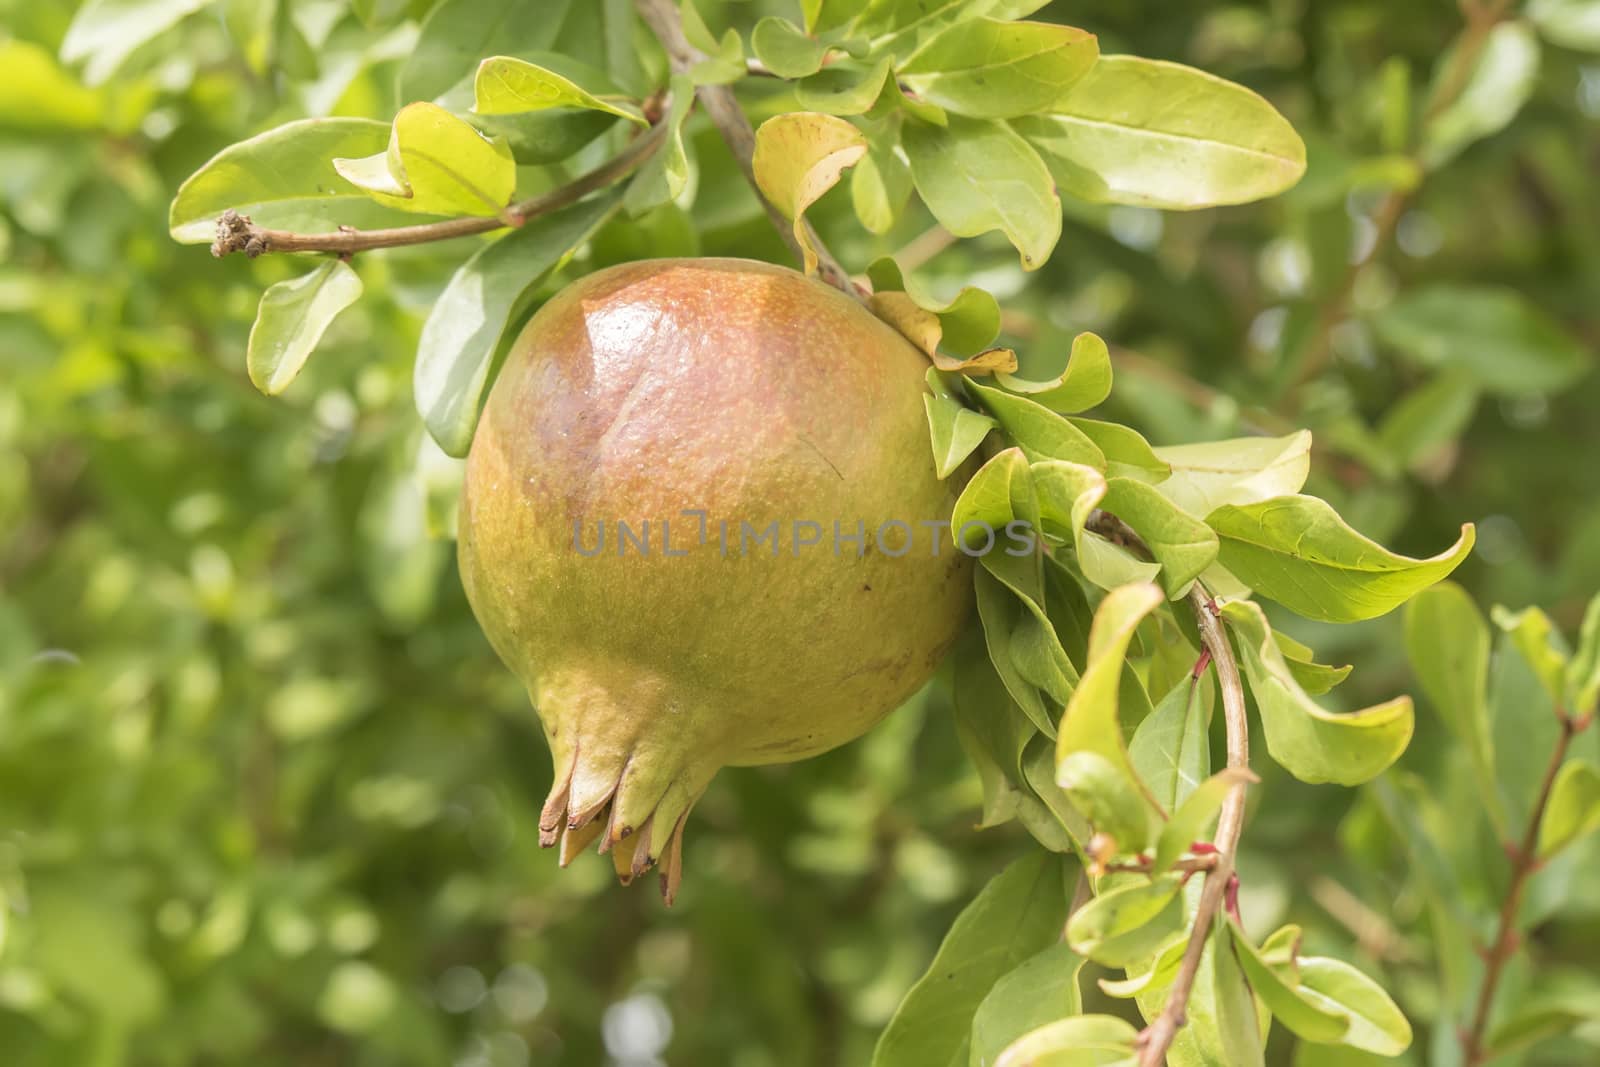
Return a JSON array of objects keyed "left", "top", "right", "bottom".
[{"left": 457, "top": 258, "right": 971, "bottom": 903}]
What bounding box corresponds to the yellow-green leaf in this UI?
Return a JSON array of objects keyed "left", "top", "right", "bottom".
[
  {"left": 472, "top": 55, "right": 644, "bottom": 123},
  {"left": 753, "top": 112, "right": 868, "bottom": 276},
  {"left": 1016, "top": 55, "right": 1306, "bottom": 210},
  {"left": 1208, "top": 495, "right": 1474, "bottom": 623},
  {"left": 1223, "top": 601, "right": 1414, "bottom": 785},
  {"left": 246, "top": 261, "right": 363, "bottom": 396},
  {"left": 1057, "top": 582, "right": 1164, "bottom": 790},
  {"left": 903, "top": 115, "right": 1061, "bottom": 270},
  {"left": 996, "top": 332, "right": 1114, "bottom": 414},
  {"left": 1538, "top": 759, "right": 1600, "bottom": 860},
  {"left": 900, "top": 18, "right": 1098, "bottom": 119},
  {"left": 334, "top": 102, "right": 516, "bottom": 217}
]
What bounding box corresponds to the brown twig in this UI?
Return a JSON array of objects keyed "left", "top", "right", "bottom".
[
  {"left": 632, "top": 0, "right": 859, "bottom": 298},
  {"left": 211, "top": 117, "right": 671, "bottom": 258},
  {"left": 1461, "top": 710, "right": 1587, "bottom": 1064},
  {"left": 1287, "top": 0, "right": 1516, "bottom": 397},
  {"left": 1136, "top": 589, "right": 1251, "bottom": 1067}
]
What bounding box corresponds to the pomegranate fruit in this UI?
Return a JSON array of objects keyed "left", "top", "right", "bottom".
[{"left": 457, "top": 258, "right": 970, "bottom": 902}]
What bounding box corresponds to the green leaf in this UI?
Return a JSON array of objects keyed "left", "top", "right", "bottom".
[
  {"left": 333, "top": 102, "right": 517, "bottom": 217},
  {"left": 415, "top": 194, "right": 619, "bottom": 457},
  {"left": 1066, "top": 874, "right": 1185, "bottom": 967},
  {"left": 993, "top": 1015, "right": 1139, "bottom": 1067},
  {"left": 1031, "top": 459, "right": 1159, "bottom": 601},
  {"left": 1099, "top": 932, "right": 1188, "bottom": 998},
  {"left": 1015, "top": 55, "right": 1306, "bottom": 210},
  {"left": 1150, "top": 432, "right": 1311, "bottom": 520},
  {"left": 966, "top": 381, "right": 1105, "bottom": 469},
  {"left": 1375, "top": 370, "right": 1481, "bottom": 471},
  {"left": 868, "top": 259, "right": 1002, "bottom": 357},
  {"left": 624, "top": 74, "right": 694, "bottom": 217},
  {"left": 1484, "top": 984, "right": 1600, "bottom": 1058},
  {"left": 472, "top": 56, "right": 644, "bottom": 123},
  {"left": 1129, "top": 678, "right": 1211, "bottom": 813},
  {"left": 872, "top": 854, "right": 1070, "bottom": 1067},
  {"left": 800, "top": 0, "right": 868, "bottom": 35},
  {"left": 169, "top": 119, "right": 437, "bottom": 243},
  {"left": 61, "top": 0, "right": 208, "bottom": 86},
  {"left": 1208, "top": 495, "right": 1474, "bottom": 623},
  {"left": 1223, "top": 601, "right": 1413, "bottom": 785},
  {"left": 969, "top": 942, "right": 1086, "bottom": 1067},
  {"left": 246, "top": 261, "right": 363, "bottom": 397},
  {"left": 1294, "top": 957, "right": 1412, "bottom": 1056},
  {"left": 796, "top": 58, "right": 894, "bottom": 116},
  {"left": 1101, "top": 477, "right": 1219, "bottom": 598},
  {"left": 924, "top": 373, "right": 996, "bottom": 480},
  {"left": 996, "top": 332, "right": 1114, "bottom": 414},
  {"left": 852, "top": 128, "right": 915, "bottom": 234},
  {"left": 1227, "top": 922, "right": 1351, "bottom": 1044},
  {"left": 1569, "top": 592, "right": 1600, "bottom": 717},
  {"left": 974, "top": 570, "right": 1056, "bottom": 740},
  {"left": 902, "top": 116, "right": 1062, "bottom": 270},
  {"left": 1538, "top": 759, "right": 1600, "bottom": 860},
  {"left": 751, "top": 17, "right": 831, "bottom": 78},
  {"left": 1274, "top": 632, "right": 1352, "bottom": 696},
  {"left": 1422, "top": 21, "right": 1540, "bottom": 168},
  {"left": 953, "top": 630, "right": 1038, "bottom": 830},
  {"left": 402, "top": 0, "right": 572, "bottom": 103},
  {"left": 868, "top": 0, "right": 1054, "bottom": 61},
  {"left": 1057, "top": 751, "right": 1156, "bottom": 857},
  {"left": 900, "top": 18, "right": 1098, "bottom": 119},
  {"left": 1070, "top": 420, "right": 1170, "bottom": 483},
  {"left": 1371, "top": 285, "right": 1591, "bottom": 397},
  {"left": 1057, "top": 583, "right": 1164, "bottom": 796},
  {"left": 1152, "top": 769, "right": 1251, "bottom": 874},
  {"left": 753, "top": 112, "right": 868, "bottom": 276},
  {"left": 1529, "top": 0, "right": 1600, "bottom": 51},
  {"left": 1404, "top": 582, "right": 1500, "bottom": 826},
  {"left": 1490, "top": 605, "right": 1571, "bottom": 706}
]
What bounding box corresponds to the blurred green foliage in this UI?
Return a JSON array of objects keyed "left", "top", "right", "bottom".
[{"left": 2, "top": 0, "right": 1598, "bottom": 1065}]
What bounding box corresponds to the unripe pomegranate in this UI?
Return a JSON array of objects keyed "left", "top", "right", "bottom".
[{"left": 458, "top": 258, "right": 970, "bottom": 902}]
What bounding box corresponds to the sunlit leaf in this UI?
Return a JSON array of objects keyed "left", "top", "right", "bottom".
[
  {"left": 1208, "top": 495, "right": 1474, "bottom": 623},
  {"left": 1100, "top": 477, "right": 1218, "bottom": 598},
  {"left": 900, "top": 18, "right": 1098, "bottom": 119},
  {"left": 246, "top": 261, "right": 363, "bottom": 396},
  {"left": 1538, "top": 759, "right": 1600, "bottom": 860},
  {"left": 1016, "top": 56, "right": 1306, "bottom": 210},
  {"left": 333, "top": 102, "right": 517, "bottom": 217},
  {"left": 1490, "top": 604, "right": 1571, "bottom": 706},
  {"left": 1151, "top": 432, "right": 1311, "bottom": 521},
  {"left": 1057, "top": 582, "right": 1164, "bottom": 794},
  {"left": 169, "top": 119, "right": 437, "bottom": 243},
  {"left": 994, "top": 1014, "right": 1139, "bottom": 1067},
  {"left": 753, "top": 112, "right": 868, "bottom": 275},
  {"left": 902, "top": 116, "right": 1061, "bottom": 270},
  {"left": 1227, "top": 921, "right": 1350, "bottom": 1044},
  {"left": 61, "top": 0, "right": 209, "bottom": 86},
  {"left": 967, "top": 381, "right": 1105, "bottom": 469},
  {"left": 1294, "top": 957, "right": 1412, "bottom": 1056},
  {"left": 472, "top": 56, "right": 644, "bottom": 123}
]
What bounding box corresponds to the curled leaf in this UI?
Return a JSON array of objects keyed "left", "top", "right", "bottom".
[
  {"left": 752, "top": 112, "right": 867, "bottom": 276},
  {"left": 1223, "top": 600, "right": 1414, "bottom": 785}
]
